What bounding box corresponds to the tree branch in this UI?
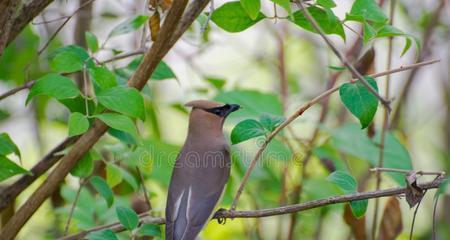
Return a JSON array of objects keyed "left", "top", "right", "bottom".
[
  {"left": 61, "top": 177, "right": 445, "bottom": 240},
  {"left": 0, "top": 0, "right": 20, "bottom": 57},
  {"left": 0, "top": 137, "right": 78, "bottom": 211},
  {"left": 0, "top": 1, "right": 200, "bottom": 238},
  {"left": 6, "top": 0, "right": 54, "bottom": 47},
  {"left": 230, "top": 59, "right": 440, "bottom": 210}
]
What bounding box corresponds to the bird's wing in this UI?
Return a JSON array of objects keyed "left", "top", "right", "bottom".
[{"left": 166, "top": 148, "right": 230, "bottom": 240}]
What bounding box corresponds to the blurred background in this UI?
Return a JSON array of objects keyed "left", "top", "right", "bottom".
[{"left": 0, "top": 0, "right": 449, "bottom": 239}]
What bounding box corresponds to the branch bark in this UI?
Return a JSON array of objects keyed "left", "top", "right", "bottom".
[
  {"left": 0, "top": 0, "right": 20, "bottom": 57},
  {"left": 6, "top": 0, "right": 54, "bottom": 48},
  {"left": 61, "top": 177, "right": 445, "bottom": 240},
  {"left": 0, "top": 1, "right": 207, "bottom": 238}
]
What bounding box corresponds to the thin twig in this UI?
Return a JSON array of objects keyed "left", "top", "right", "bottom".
[
  {"left": 98, "top": 48, "right": 146, "bottom": 64},
  {"left": 370, "top": 167, "right": 445, "bottom": 176},
  {"left": 62, "top": 177, "right": 445, "bottom": 240},
  {"left": 432, "top": 194, "right": 439, "bottom": 240},
  {"left": 409, "top": 191, "right": 425, "bottom": 240},
  {"left": 372, "top": 1, "right": 396, "bottom": 237},
  {"left": 295, "top": 0, "right": 391, "bottom": 110},
  {"left": 136, "top": 167, "right": 152, "bottom": 210},
  {"left": 63, "top": 179, "right": 84, "bottom": 236},
  {"left": 230, "top": 59, "right": 440, "bottom": 210},
  {"left": 38, "top": 0, "right": 95, "bottom": 55},
  {"left": 200, "top": 0, "right": 213, "bottom": 34}
]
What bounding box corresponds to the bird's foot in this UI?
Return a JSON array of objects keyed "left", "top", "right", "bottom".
[{"left": 214, "top": 208, "right": 228, "bottom": 225}]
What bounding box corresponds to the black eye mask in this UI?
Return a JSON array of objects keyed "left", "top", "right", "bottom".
[
  {"left": 204, "top": 104, "right": 240, "bottom": 117},
  {"left": 205, "top": 104, "right": 230, "bottom": 117}
]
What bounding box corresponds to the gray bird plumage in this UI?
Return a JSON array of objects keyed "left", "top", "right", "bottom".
[{"left": 165, "top": 100, "right": 240, "bottom": 240}]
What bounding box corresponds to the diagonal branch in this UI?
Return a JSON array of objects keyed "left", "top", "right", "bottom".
[
  {"left": 230, "top": 59, "right": 440, "bottom": 211},
  {"left": 61, "top": 176, "right": 445, "bottom": 240},
  {"left": 6, "top": 0, "right": 55, "bottom": 47},
  {"left": 0, "top": 1, "right": 209, "bottom": 239},
  {"left": 0, "top": 136, "right": 78, "bottom": 211},
  {"left": 295, "top": 0, "right": 391, "bottom": 110}
]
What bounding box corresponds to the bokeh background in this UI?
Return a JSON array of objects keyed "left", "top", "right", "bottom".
[{"left": 0, "top": 0, "right": 449, "bottom": 239}]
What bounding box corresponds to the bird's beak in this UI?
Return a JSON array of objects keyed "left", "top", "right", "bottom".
[{"left": 226, "top": 104, "right": 240, "bottom": 115}]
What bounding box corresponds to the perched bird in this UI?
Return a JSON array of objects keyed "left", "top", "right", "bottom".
[{"left": 165, "top": 100, "right": 240, "bottom": 240}]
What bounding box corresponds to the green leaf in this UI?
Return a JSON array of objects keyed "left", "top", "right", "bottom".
[
  {"left": 89, "top": 66, "right": 118, "bottom": 92},
  {"left": 48, "top": 45, "right": 94, "bottom": 71},
  {"left": 70, "top": 152, "right": 93, "bottom": 178},
  {"left": 86, "top": 229, "right": 118, "bottom": 240},
  {"left": 116, "top": 206, "right": 139, "bottom": 230},
  {"left": 108, "top": 15, "right": 149, "bottom": 37},
  {"left": 214, "top": 90, "right": 283, "bottom": 120},
  {"left": 269, "top": 0, "right": 291, "bottom": 14},
  {"left": 264, "top": 139, "right": 292, "bottom": 162},
  {"left": 68, "top": 112, "right": 89, "bottom": 137},
  {"left": 291, "top": 7, "right": 345, "bottom": 40},
  {"left": 339, "top": 76, "right": 379, "bottom": 129},
  {"left": 374, "top": 25, "right": 418, "bottom": 56},
  {"left": 313, "top": 142, "right": 347, "bottom": 172},
  {"left": 317, "top": 0, "right": 336, "bottom": 8},
  {"left": 85, "top": 32, "right": 99, "bottom": 53},
  {"left": 95, "top": 113, "right": 138, "bottom": 138},
  {"left": 327, "top": 171, "right": 367, "bottom": 217},
  {"left": 330, "top": 124, "right": 413, "bottom": 185},
  {"left": 0, "top": 155, "right": 28, "bottom": 182},
  {"left": 205, "top": 77, "right": 226, "bottom": 90},
  {"left": 350, "top": 199, "right": 368, "bottom": 218},
  {"left": 59, "top": 96, "right": 96, "bottom": 115},
  {"left": 50, "top": 51, "right": 84, "bottom": 73},
  {"left": 106, "top": 163, "right": 123, "bottom": 188},
  {"left": 151, "top": 61, "right": 176, "bottom": 80},
  {"left": 211, "top": 2, "right": 265, "bottom": 33},
  {"left": 327, "top": 171, "right": 357, "bottom": 194},
  {"left": 139, "top": 224, "right": 161, "bottom": 237},
  {"left": 259, "top": 113, "right": 285, "bottom": 131},
  {"left": 97, "top": 86, "right": 145, "bottom": 120},
  {"left": 328, "top": 65, "right": 346, "bottom": 71},
  {"left": 435, "top": 178, "right": 449, "bottom": 199},
  {"left": 347, "top": 0, "right": 388, "bottom": 24},
  {"left": 90, "top": 176, "right": 114, "bottom": 208},
  {"left": 121, "top": 168, "right": 139, "bottom": 190},
  {"left": 240, "top": 0, "right": 261, "bottom": 20},
  {"left": 130, "top": 146, "right": 153, "bottom": 173},
  {"left": 27, "top": 74, "right": 80, "bottom": 104},
  {"left": 231, "top": 119, "right": 266, "bottom": 144},
  {"left": 363, "top": 21, "right": 377, "bottom": 43},
  {"left": 0, "top": 133, "right": 20, "bottom": 158}
]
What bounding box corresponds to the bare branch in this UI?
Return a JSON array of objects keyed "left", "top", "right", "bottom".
[
  {"left": 370, "top": 168, "right": 445, "bottom": 176},
  {"left": 61, "top": 177, "right": 444, "bottom": 240},
  {"left": 372, "top": 1, "right": 396, "bottom": 237},
  {"left": 230, "top": 59, "right": 440, "bottom": 211}
]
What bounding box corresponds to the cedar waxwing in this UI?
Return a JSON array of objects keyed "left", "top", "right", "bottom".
[{"left": 165, "top": 100, "right": 240, "bottom": 240}]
